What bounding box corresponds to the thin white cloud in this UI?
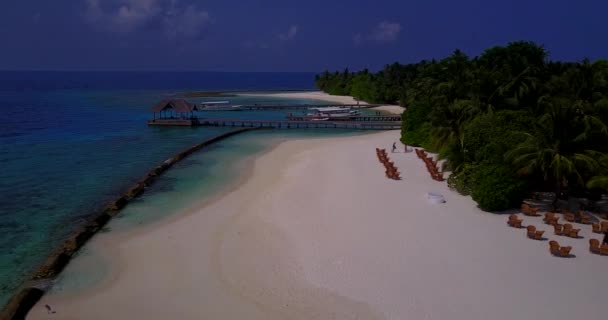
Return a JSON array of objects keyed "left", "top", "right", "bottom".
[
  {"left": 278, "top": 25, "right": 298, "bottom": 41},
  {"left": 163, "top": 5, "right": 211, "bottom": 39},
  {"left": 354, "top": 21, "right": 401, "bottom": 46},
  {"left": 83, "top": 0, "right": 211, "bottom": 38}
]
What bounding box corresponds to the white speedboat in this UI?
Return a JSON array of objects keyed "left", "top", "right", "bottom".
[
  {"left": 306, "top": 107, "right": 361, "bottom": 119},
  {"left": 200, "top": 101, "right": 243, "bottom": 111}
]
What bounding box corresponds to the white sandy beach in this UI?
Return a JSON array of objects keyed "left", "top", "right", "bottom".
[
  {"left": 29, "top": 130, "right": 607, "bottom": 320},
  {"left": 241, "top": 91, "right": 406, "bottom": 115}
]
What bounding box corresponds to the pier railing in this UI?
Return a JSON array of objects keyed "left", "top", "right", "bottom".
[
  {"left": 198, "top": 119, "right": 401, "bottom": 130},
  {"left": 200, "top": 103, "right": 382, "bottom": 111}
]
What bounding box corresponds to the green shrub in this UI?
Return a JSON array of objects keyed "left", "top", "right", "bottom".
[
  {"left": 401, "top": 103, "right": 433, "bottom": 147},
  {"left": 471, "top": 165, "right": 528, "bottom": 211},
  {"left": 447, "top": 164, "right": 477, "bottom": 195}
]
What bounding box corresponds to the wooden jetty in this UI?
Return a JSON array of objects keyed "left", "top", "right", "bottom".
[
  {"left": 147, "top": 99, "right": 401, "bottom": 130},
  {"left": 286, "top": 115, "right": 402, "bottom": 122},
  {"left": 201, "top": 104, "right": 382, "bottom": 111},
  {"left": 197, "top": 118, "right": 401, "bottom": 130}
]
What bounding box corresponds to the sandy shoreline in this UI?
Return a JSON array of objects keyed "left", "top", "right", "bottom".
[
  {"left": 29, "top": 130, "right": 607, "bottom": 320},
  {"left": 240, "top": 91, "right": 405, "bottom": 115}
]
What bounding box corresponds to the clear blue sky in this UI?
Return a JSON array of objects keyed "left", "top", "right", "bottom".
[{"left": 1, "top": 0, "right": 606, "bottom": 72}]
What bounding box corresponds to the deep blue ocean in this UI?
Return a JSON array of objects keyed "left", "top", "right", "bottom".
[{"left": 0, "top": 71, "right": 349, "bottom": 308}]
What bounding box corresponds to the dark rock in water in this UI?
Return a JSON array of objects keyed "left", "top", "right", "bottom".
[
  {"left": 125, "top": 183, "right": 145, "bottom": 199},
  {"left": 93, "top": 212, "right": 112, "bottom": 226},
  {"left": 0, "top": 287, "right": 44, "bottom": 320},
  {"left": 108, "top": 196, "right": 128, "bottom": 211},
  {"left": 32, "top": 251, "right": 71, "bottom": 280}
]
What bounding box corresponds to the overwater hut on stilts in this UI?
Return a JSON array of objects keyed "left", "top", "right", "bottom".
[{"left": 148, "top": 99, "right": 200, "bottom": 126}]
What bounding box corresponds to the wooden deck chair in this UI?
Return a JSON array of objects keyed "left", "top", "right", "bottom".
[
  {"left": 526, "top": 225, "right": 536, "bottom": 239},
  {"left": 600, "top": 244, "right": 608, "bottom": 256},
  {"left": 543, "top": 213, "right": 559, "bottom": 225},
  {"left": 601, "top": 221, "right": 608, "bottom": 232},
  {"left": 548, "top": 217, "right": 559, "bottom": 225},
  {"left": 589, "top": 239, "right": 601, "bottom": 254},
  {"left": 564, "top": 213, "right": 576, "bottom": 222},
  {"left": 553, "top": 224, "right": 564, "bottom": 236},
  {"left": 549, "top": 241, "right": 560, "bottom": 256},
  {"left": 507, "top": 215, "right": 523, "bottom": 228},
  {"left": 558, "top": 246, "right": 572, "bottom": 257},
  {"left": 580, "top": 214, "right": 592, "bottom": 225},
  {"left": 592, "top": 223, "right": 602, "bottom": 233},
  {"left": 534, "top": 230, "right": 545, "bottom": 240},
  {"left": 529, "top": 207, "right": 540, "bottom": 216},
  {"left": 511, "top": 220, "right": 523, "bottom": 228},
  {"left": 522, "top": 204, "right": 540, "bottom": 217},
  {"left": 567, "top": 228, "right": 580, "bottom": 238}
]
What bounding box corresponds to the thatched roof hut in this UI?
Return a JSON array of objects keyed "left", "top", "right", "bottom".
[{"left": 151, "top": 99, "right": 198, "bottom": 113}]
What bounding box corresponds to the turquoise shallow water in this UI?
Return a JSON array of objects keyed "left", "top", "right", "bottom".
[
  {"left": 47, "top": 129, "right": 366, "bottom": 295},
  {"left": 0, "top": 72, "right": 369, "bottom": 308}
]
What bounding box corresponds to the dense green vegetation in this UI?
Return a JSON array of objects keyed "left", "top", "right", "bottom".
[{"left": 315, "top": 41, "right": 608, "bottom": 211}]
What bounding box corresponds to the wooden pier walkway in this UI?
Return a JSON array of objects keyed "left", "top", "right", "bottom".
[
  {"left": 286, "top": 115, "right": 402, "bottom": 122},
  {"left": 201, "top": 104, "right": 382, "bottom": 111},
  {"left": 197, "top": 118, "right": 401, "bottom": 130}
]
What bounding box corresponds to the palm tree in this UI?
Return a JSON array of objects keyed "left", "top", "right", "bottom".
[
  {"left": 587, "top": 154, "right": 608, "bottom": 190},
  {"left": 506, "top": 99, "right": 604, "bottom": 207}
]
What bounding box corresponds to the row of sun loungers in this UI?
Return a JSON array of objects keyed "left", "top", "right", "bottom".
[
  {"left": 508, "top": 205, "right": 608, "bottom": 258},
  {"left": 554, "top": 223, "right": 581, "bottom": 238},
  {"left": 414, "top": 149, "right": 444, "bottom": 181},
  {"left": 376, "top": 148, "right": 401, "bottom": 180},
  {"left": 563, "top": 211, "right": 593, "bottom": 224}
]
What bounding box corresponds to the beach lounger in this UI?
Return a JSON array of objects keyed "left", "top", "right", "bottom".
[
  {"left": 558, "top": 246, "right": 572, "bottom": 257},
  {"left": 600, "top": 244, "right": 608, "bottom": 256},
  {"left": 580, "top": 213, "right": 592, "bottom": 225},
  {"left": 521, "top": 204, "right": 540, "bottom": 216},
  {"left": 549, "top": 241, "right": 561, "bottom": 256},
  {"left": 549, "top": 241, "right": 571, "bottom": 257},
  {"left": 592, "top": 223, "right": 602, "bottom": 233},
  {"left": 589, "top": 239, "right": 601, "bottom": 254},
  {"left": 564, "top": 213, "right": 576, "bottom": 222},
  {"left": 543, "top": 213, "right": 559, "bottom": 225},
  {"left": 567, "top": 228, "right": 580, "bottom": 238},
  {"left": 601, "top": 221, "right": 608, "bottom": 232},
  {"left": 526, "top": 226, "right": 542, "bottom": 239},
  {"left": 507, "top": 215, "right": 523, "bottom": 228},
  {"left": 554, "top": 224, "right": 564, "bottom": 236}
]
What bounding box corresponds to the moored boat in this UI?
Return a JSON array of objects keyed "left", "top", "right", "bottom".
[{"left": 200, "top": 101, "right": 244, "bottom": 111}]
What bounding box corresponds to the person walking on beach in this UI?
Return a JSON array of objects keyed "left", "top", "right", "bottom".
[{"left": 392, "top": 142, "right": 397, "bottom": 153}]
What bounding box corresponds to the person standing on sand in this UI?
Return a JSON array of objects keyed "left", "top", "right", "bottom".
[{"left": 392, "top": 142, "right": 396, "bottom": 153}]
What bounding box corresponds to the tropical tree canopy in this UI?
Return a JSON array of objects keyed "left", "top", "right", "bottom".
[{"left": 316, "top": 41, "right": 608, "bottom": 211}]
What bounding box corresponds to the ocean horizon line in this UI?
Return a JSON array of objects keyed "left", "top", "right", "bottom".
[{"left": 0, "top": 70, "right": 321, "bottom": 74}]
